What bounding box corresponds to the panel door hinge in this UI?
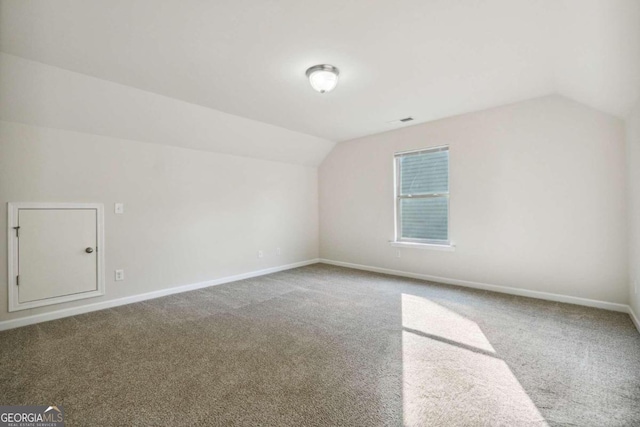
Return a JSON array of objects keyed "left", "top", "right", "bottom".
[
  {"left": 16, "top": 275, "right": 19, "bottom": 286},
  {"left": 13, "top": 226, "right": 20, "bottom": 238}
]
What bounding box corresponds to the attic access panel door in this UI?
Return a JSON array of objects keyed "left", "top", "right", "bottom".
[{"left": 8, "top": 203, "right": 105, "bottom": 312}]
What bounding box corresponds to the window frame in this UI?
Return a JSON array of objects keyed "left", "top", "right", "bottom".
[{"left": 394, "top": 145, "right": 451, "bottom": 246}]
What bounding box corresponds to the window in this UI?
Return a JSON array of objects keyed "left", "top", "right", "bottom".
[{"left": 394, "top": 146, "right": 449, "bottom": 245}]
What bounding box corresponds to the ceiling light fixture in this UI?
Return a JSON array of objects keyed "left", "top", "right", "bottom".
[{"left": 305, "top": 64, "right": 340, "bottom": 93}]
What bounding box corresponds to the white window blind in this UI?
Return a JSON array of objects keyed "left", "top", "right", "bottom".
[{"left": 395, "top": 146, "right": 449, "bottom": 244}]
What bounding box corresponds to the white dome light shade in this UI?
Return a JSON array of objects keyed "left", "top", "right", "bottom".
[{"left": 306, "top": 64, "right": 340, "bottom": 93}]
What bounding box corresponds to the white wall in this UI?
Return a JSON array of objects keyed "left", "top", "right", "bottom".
[
  {"left": 320, "top": 95, "right": 628, "bottom": 304},
  {"left": 627, "top": 100, "right": 640, "bottom": 316},
  {"left": 0, "top": 121, "right": 319, "bottom": 322}
]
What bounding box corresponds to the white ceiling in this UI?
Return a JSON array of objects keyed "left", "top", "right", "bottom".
[
  {"left": 0, "top": 53, "right": 336, "bottom": 166},
  {"left": 1, "top": 0, "right": 638, "bottom": 142},
  {"left": 554, "top": 0, "right": 640, "bottom": 118}
]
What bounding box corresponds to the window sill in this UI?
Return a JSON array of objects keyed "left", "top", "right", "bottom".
[{"left": 389, "top": 241, "right": 456, "bottom": 252}]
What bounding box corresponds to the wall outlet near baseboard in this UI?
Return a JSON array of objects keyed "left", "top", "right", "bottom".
[
  {"left": 257, "top": 250, "right": 264, "bottom": 258},
  {"left": 396, "top": 250, "right": 401, "bottom": 258},
  {"left": 276, "top": 247, "right": 281, "bottom": 256},
  {"left": 115, "top": 270, "right": 124, "bottom": 281}
]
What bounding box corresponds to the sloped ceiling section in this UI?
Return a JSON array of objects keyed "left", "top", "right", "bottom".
[
  {"left": 0, "top": 0, "right": 556, "bottom": 142},
  {"left": 0, "top": 53, "right": 335, "bottom": 166},
  {"left": 0, "top": 0, "right": 639, "bottom": 147},
  {"left": 554, "top": 0, "right": 640, "bottom": 118}
]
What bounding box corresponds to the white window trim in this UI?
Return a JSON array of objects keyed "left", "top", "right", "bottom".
[
  {"left": 389, "top": 241, "right": 456, "bottom": 251},
  {"left": 7, "top": 202, "right": 106, "bottom": 312},
  {"left": 392, "top": 145, "right": 452, "bottom": 249}
]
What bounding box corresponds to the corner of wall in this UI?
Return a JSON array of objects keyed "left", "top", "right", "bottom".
[{"left": 625, "top": 97, "right": 640, "bottom": 317}]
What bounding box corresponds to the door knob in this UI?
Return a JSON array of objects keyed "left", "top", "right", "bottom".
[{"left": 85, "top": 247, "right": 94, "bottom": 253}]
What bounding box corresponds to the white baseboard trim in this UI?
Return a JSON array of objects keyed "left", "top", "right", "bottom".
[
  {"left": 0, "top": 259, "right": 320, "bottom": 332},
  {"left": 629, "top": 306, "right": 640, "bottom": 334},
  {"left": 4, "top": 258, "right": 637, "bottom": 336},
  {"left": 319, "top": 258, "right": 631, "bottom": 314}
]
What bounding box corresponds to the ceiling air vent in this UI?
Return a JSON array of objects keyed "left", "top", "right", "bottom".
[{"left": 387, "top": 117, "right": 415, "bottom": 125}]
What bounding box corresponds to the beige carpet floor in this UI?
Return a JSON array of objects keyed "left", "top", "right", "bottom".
[{"left": 1, "top": 264, "right": 639, "bottom": 426}]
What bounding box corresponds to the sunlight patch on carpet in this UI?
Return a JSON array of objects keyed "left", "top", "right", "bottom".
[{"left": 401, "top": 294, "right": 548, "bottom": 426}]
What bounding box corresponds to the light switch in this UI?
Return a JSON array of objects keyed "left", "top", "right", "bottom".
[{"left": 115, "top": 203, "right": 124, "bottom": 214}]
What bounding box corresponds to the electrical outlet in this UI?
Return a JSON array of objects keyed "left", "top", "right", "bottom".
[
  {"left": 276, "top": 247, "right": 281, "bottom": 256},
  {"left": 115, "top": 269, "right": 124, "bottom": 281},
  {"left": 396, "top": 250, "right": 401, "bottom": 258},
  {"left": 257, "top": 250, "right": 264, "bottom": 259},
  {"left": 114, "top": 203, "right": 124, "bottom": 214}
]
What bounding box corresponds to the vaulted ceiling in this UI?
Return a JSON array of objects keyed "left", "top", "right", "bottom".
[{"left": 1, "top": 0, "right": 639, "bottom": 143}]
